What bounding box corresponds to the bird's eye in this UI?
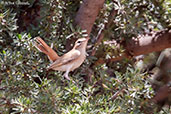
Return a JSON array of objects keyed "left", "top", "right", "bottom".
[{"left": 77, "top": 41, "right": 81, "bottom": 44}]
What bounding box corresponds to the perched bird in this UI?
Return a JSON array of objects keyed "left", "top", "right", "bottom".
[{"left": 34, "top": 37, "right": 89, "bottom": 80}]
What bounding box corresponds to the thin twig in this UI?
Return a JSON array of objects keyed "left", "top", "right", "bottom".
[{"left": 108, "top": 88, "right": 125, "bottom": 101}]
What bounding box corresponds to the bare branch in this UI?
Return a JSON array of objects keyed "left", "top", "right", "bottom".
[
  {"left": 94, "top": 29, "right": 171, "bottom": 65},
  {"left": 108, "top": 88, "right": 125, "bottom": 101},
  {"left": 75, "top": 0, "right": 105, "bottom": 35}
]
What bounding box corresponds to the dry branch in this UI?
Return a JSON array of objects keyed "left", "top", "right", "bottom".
[
  {"left": 152, "top": 84, "right": 171, "bottom": 104},
  {"left": 125, "top": 30, "right": 171, "bottom": 56},
  {"left": 94, "top": 30, "right": 171, "bottom": 65},
  {"left": 75, "top": 0, "right": 105, "bottom": 35},
  {"left": 66, "top": 0, "right": 105, "bottom": 50},
  {"left": 108, "top": 88, "right": 125, "bottom": 101}
]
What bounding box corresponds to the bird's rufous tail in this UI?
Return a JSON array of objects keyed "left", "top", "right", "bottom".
[{"left": 34, "top": 37, "right": 59, "bottom": 62}]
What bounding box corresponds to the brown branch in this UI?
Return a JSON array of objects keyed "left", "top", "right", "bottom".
[
  {"left": 125, "top": 30, "right": 171, "bottom": 56},
  {"left": 151, "top": 84, "right": 171, "bottom": 104},
  {"left": 94, "top": 29, "right": 171, "bottom": 65},
  {"left": 75, "top": 0, "right": 105, "bottom": 35},
  {"left": 108, "top": 88, "right": 125, "bottom": 101},
  {"left": 66, "top": 0, "right": 105, "bottom": 50}
]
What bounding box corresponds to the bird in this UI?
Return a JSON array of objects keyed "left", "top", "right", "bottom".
[{"left": 33, "top": 37, "right": 89, "bottom": 81}]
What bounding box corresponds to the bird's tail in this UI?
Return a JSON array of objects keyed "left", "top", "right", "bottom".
[{"left": 33, "top": 37, "right": 59, "bottom": 62}]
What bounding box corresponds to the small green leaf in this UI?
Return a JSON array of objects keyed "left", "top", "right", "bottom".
[
  {"left": 28, "top": 33, "right": 32, "bottom": 38},
  {"left": 17, "top": 34, "right": 22, "bottom": 40},
  {"left": 2, "top": 50, "right": 6, "bottom": 54}
]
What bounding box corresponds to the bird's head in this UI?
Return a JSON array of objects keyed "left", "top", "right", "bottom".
[{"left": 74, "top": 38, "right": 89, "bottom": 50}]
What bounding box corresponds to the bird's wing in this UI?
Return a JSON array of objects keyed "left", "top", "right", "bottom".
[{"left": 48, "top": 50, "right": 81, "bottom": 69}]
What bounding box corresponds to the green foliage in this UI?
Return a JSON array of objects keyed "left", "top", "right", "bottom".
[{"left": 0, "top": 0, "right": 170, "bottom": 113}]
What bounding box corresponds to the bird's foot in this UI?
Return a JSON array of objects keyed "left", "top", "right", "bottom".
[
  {"left": 64, "top": 75, "right": 71, "bottom": 81},
  {"left": 64, "top": 75, "right": 79, "bottom": 86}
]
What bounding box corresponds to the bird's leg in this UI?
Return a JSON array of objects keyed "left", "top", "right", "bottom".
[
  {"left": 64, "top": 70, "right": 70, "bottom": 80},
  {"left": 64, "top": 70, "right": 78, "bottom": 86}
]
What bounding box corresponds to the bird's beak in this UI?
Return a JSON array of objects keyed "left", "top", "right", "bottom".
[{"left": 84, "top": 37, "right": 90, "bottom": 41}]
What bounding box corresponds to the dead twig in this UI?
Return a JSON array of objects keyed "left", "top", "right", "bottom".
[{"left": 108, "top": 88, "right": 125, "bottom": 101}]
